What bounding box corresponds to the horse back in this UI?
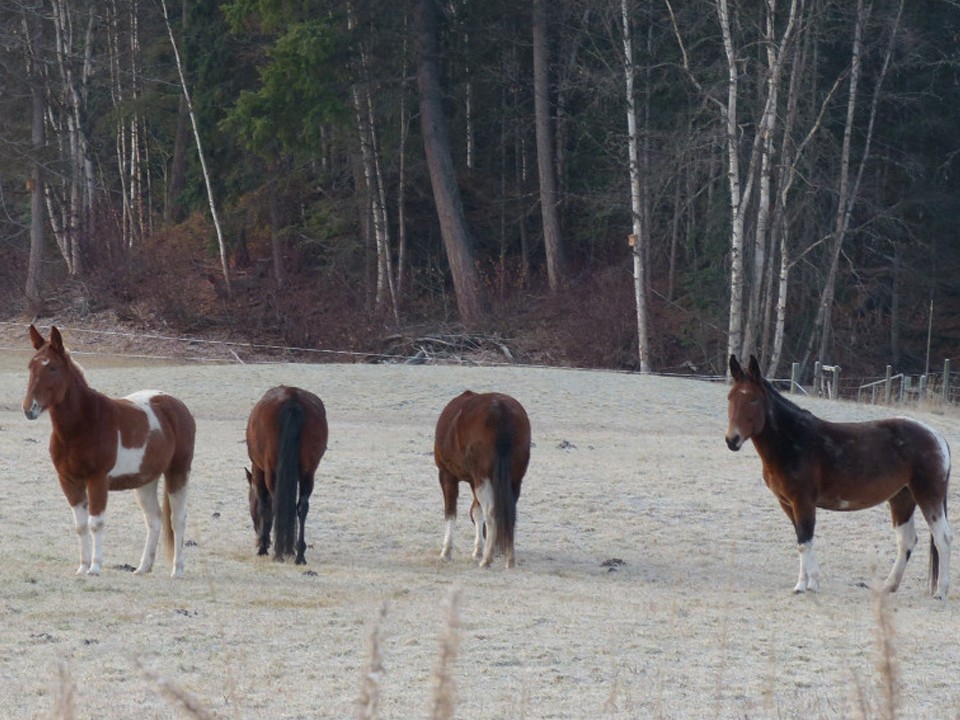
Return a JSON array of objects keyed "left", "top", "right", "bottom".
[
  {"left": 799, "top": 417, "right": 950, "bottom": 511},
  {"left": 246, "top": 386, "right": 328, "bottom": 475},
  {"left": 434, "top": 391, "right": 530, "bottom": 481}
]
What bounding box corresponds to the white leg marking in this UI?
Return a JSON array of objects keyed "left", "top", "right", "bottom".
[
  {"left": 72, "top": 502, "right": 91, "bottom": 575},
  {"left": 133, "top": 479, "right": 161, "bottom": 575},
  {"left": 167, "top": 485, "right": 188, "bottom": 578},
  {"left": 794, "top": 540, "right": 820, "bottom": 593},
  {"left": 883, "top": 516, "right": 917, "bottom": 593},
  {"left": 475, "top": 479, "right": 496, "bottom": 568},
  {"left": 471, "top": 500, "right": 485, "bottom": 560},
  {"left": 931, "top": 514, "right": 952, "bottom": 600},
  {"left": 88, "top": 513, "right": 105, "bottom": 576},
  {"left": 440, "top": 517, "right": 455, "bottom": 561}
]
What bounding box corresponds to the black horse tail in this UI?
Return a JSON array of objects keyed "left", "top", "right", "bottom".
[
  {"left": 275, "top": 397, "right": 304, "bottom": 560},
  {"left": 930, "top": 497, "right": 949, "bottom": 595},
  {"left": 492, "top": 405, "right": 518, "bottom": 556}
]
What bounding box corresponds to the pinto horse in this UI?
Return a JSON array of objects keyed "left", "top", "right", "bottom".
[
  {"left": 726, "top": 355, "right": 952, "bottom": 598},
  {"left": 435, "top": 390, "right": 531, "bottom": 568},
  {"left": 23, "top": 325, "right": 196, "bottom": 577},
  {"left": 245, "top": 386, "right": 328, "bottom": 564}
]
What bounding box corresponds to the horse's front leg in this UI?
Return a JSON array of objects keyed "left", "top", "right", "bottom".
[
  {"left": 791, "top": 504, "right": 819, "bottom": 593},
  {"left": 133, "top": 479, "right": 162, "bottom": 575}
]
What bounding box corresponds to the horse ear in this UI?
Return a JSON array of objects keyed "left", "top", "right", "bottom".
[
  {"left": 29, "top": 324, "right": 45, "bottom": 350},
  {"left": 748, "top": 355, "right": 763, "bottom": 380},
  {"left": 729, "top": 355, "right": 744, "bottom": 381},
  {"left": 49, "top": 326, "right": 64, "bottom": 353}
]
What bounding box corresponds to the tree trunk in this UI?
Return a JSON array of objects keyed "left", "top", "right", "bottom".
[
  {"left": 26, "top": 39, "right": 45, "bottom": 311},
  {"left": 415, "top": 0, "right": 484, "bottom": 325},
  {"left": 532, "top": 0, "right": 564, "bottom": 290},
  {"left": 160, "top": 0, "right": 232, "bottom": 299},
  {"left": 621, "top": 0, "right": 650, "bottom": 372}
]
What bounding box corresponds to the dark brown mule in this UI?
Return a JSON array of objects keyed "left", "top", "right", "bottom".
[
  {"left": 23, "top": 325, "right": 196, "bottom": 577},
  {"left": 245, "top": 386, "right": 328, "bottom": 564},
  {"left": 435, "top": 390, "right": 531, "bottom": 568},
  {"left": 726, "top": 355, "right": 951, "bottom": 598}
]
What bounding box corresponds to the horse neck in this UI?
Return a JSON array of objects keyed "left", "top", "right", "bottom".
[
  {"left": 48, "top": 368, "right": 107, "bottom": 439},
  {"left": 751, "top": 384, "right": 816, "bottom": 464}
]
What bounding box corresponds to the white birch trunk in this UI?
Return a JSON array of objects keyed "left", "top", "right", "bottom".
[
  {"left": 160, "top": 0, "right": 232, "bottom": 298},
  {"left": 621, "top": 0, "right": 649, "bottom": 372}
]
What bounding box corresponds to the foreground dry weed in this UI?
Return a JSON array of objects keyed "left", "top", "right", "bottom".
[
  {"left": 357, "top": 601, "right": 389, "bottom": 720},
  {"left": 52, "top": 662, "right": 76, "bottom": 720},
  {"left": 429, "top": 587, "right": 462, "bottom": 720}
]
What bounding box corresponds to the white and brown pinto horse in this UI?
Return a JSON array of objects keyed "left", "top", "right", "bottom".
[
  {"left": 23, "top": 325, "right": 196, "bottom": 577},
  {"left": 435, "top": 390, "right": 531, "bottom": 568},
  {"left": 726, "top": 355, "right": 951, "bottom": 598}
]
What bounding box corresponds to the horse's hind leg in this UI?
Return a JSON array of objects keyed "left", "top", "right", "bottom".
[
  {"left": 133, "top": 479, "right": 162, "bottom": 575},
  {"left": 439, "top": 470, "right": 459, "bottom": 560},
  {"left": 295, "top": 474, "right": 314, "bottom": 565},
  {"left": 469, "top": 495, "right": 485, "bottom": 560},
  {"left": 166, "top": 481, "right": 188, "bottom": 578},
  {"left": 883, "top": 488, "right": 918, "bottom": 593},
  {"left": 920, "top": 500, "right": 952, "bottom": 599},
  {"left": 475, "top": 479, "right": 497, "bottom": 568}
]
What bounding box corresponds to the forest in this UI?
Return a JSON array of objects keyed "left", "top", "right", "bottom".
[{"left": 1, "top": 0, "right": 959, "bottom": 383}]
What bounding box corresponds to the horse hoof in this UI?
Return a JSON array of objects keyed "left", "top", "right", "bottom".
[
  {"left": 76, "top": 564, "right": 90, "bottom": 575},
  {"left": 87, "top": 565, "right": 102, "bottom": 576},
  {"left": 171, "top": 568, "right": 184, "bottom": 579},
  {"left": 295, "top": 557, "right": 306, "bottom": 566},
  {"left": 479, "top": 558, "right": 492, "bottom": 569}
]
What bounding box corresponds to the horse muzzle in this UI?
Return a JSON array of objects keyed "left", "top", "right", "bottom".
[
  {"left": 22, "top": 399, "right": 43, "bottom": 420},
  {"left": 725, "top": 434, "right": 742, "bottom": 451}
]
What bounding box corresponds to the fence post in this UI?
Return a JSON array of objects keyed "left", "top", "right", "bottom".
[
  {"left": 814, "top": 361, "right": 822, "bottom": 396},
  {"left": 884, "top": 365, "right": 892, "bottom": 405},
  {"left": 790, "top": 363, "right": 799, "bottom": 394},
  {"left": 945, "top": 359, "right": 951, "bottom": 405},
  {"left": 833, "top": 366, "right": 841, "bottom": 400}
]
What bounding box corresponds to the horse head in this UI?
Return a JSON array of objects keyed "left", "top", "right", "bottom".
[
  {"left": 725, "top": 354, "right": 768, "bottom": 451},
  {"left": 23, "top": 325, "right": 73, "bottom": 420}
]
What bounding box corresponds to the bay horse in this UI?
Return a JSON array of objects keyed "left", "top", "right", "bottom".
[
  {"left": 434, "top": 390, "right": 531, "bottom": 568},
  {"left": 245, "top": 386, "right": 328, "bottom": 564},
  {"left": 23, "top": 325, "right": 196, "bottom": 577},
  {"left": 726, "top": 354, "right": 951, "bottom": 598}
]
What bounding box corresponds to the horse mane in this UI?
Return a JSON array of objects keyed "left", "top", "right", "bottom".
[{"left": 759, "top": 375, "right": 821, "bottom": 453}]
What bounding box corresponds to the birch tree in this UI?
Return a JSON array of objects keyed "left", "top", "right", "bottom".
[
  {"left": 160, "top": 0, "right": 232, "bottom": 298},
  {"left": 804, "top": 0, "right": 902, "bottom": 369},
  {"left": 621, "top": 0, "right": 649, "bottom": 372}
]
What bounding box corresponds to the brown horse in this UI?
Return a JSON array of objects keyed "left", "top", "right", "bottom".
[
  {"left": 245, "top": 386, "right": 328, "bottom": 564},
  {"left": 434, "top": 390, "right": 531, "bottom": 568},
  {"left": 726, "top": 355, "right": 952, "bottom": 598},
  {"left": 23, "top": 325, "right": 196, "bottom": 577}
]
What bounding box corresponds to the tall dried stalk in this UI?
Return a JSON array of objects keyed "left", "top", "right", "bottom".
[
  {"left": 52, "top": 662, "right": 76, "bottom": 720},
  {"left": 429, "top": 587, "right": 462, "bottom": 720},
  {"left": 357, "top": 601, "right": 388, "bottom": 720},
  {"left": 135, "top": 658, "right": 214, "bottom": 720}
]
